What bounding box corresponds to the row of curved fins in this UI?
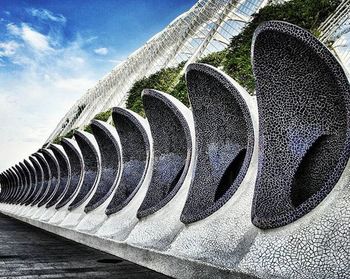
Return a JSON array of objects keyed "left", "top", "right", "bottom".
[
  {"left": 1, "top": 21, "right": 349, "bottom": 230},
  {"left": 2, "top": 21, "right": 350, "bottom": 278}
]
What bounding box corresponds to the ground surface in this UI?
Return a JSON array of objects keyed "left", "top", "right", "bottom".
[{"left": 0, "top": 213, "right": 171, "bottom": 278}]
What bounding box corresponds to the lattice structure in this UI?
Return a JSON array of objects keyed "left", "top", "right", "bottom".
[
  {"left": 45, "top": 0, "right": 269, "bottom": 143},
  {"left": 319, "top": 0, "right": 350, "bottom": 73},
  {"left": 46, "top": 0, "right": 350, "bottom": 144}
]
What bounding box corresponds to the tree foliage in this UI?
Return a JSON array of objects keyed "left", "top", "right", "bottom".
[
  {"left": 94, "top": 109, "right": 112, "bottom": 122},
  {"left": 125, "top": 0, "right": 340, "bottom": 113},
  {"left": 53, "top": 0, "right": 340, "bottom": 143}
]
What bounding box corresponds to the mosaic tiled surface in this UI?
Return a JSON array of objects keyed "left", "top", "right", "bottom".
[
  {"left": 84, "top": 121, "right": 121, "bottom": 213},
  {"left": 252, "top": 21, "right": 350, "bottom": 229},
  {"left": 55, "top": 139, "right": 83, "bottom": 209},
  {"left": 68, "top": 131, "right": 100, "bottom": 210},
  {"left": 137, "top": 89, "right": 192, "bottom": 218},
  {"left": 106, "top": 108, "right": 150, "bottom": 215}
]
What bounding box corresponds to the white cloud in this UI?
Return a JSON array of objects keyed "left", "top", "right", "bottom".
[
  {"left": 0, "top": 41, "right": 20, "bottom": 57},
  {"left": 0, "top": 22, "right": 111, "bottom": 171},
  {"left": 28, "top": 8, "right": 66, "bottom": 24},
  {"left": 22, "top": 24, "right": 52, "bottom": 51},
  {"left": 7, "top": 23, "right": 21, "bottom": 36},
  {"left": 7, "top": 23, "right": 52, "bottom": 52},
  {"left": 94, "top": 47, "right": 109, "bottom": 55}
]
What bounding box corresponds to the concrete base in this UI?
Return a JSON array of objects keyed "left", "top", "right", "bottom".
[
  {"left": 0, "top": 210, "right": 252, "bottom": 279},
  {"left": 40, "top": 207, "right": 57, "bottom": 222}
]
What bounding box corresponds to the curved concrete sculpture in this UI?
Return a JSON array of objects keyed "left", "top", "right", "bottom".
[
  {"left": 181, "top": 63, "right": 255, "bottom": 223},
  {"left": 251, "top": 21, "right": 350, "bottom": 229},
  {"left": 21, "top": 153, "right": 48, "bottom": 217},
  {"left": 126, "top": 89, "right": 195, "bottom": 250},
  {"left": 2, "top": 21, "right": 350, "bottom": 279},
  {"left": 233, "top": 21, "right": 350, "bottom": 278},
  {"left": 16, "top": 162, "right": 30, "bottom": 205},
  {"left": 9, "top": 164, "right": 27, "bottom": 213},
  {"left": 0, "top": 173, "right": 6, "bottom": 201},
  {"left": 4, "top": 167, "right": 17, "bottom": 207},
  {"left": 23, "top": 156, "right": 43, "bottom": 208},
  {"left": 167, "top": 63, "right": 259, "bottom": 270},
  {"left": 12, "top": 165, "right": 25, "bottom": 205},
  {"left": 56, "top": 139, "right": 83, "bottom": 209},
  {"left": 76, "top": 120, "right": 122, "bottom": 233},
  {"left": 16, "top": 163, "right": 29, "bottom": 205},
  {"left": 16, "top": 160, "right": 35, "bottom": 215},
  {"left": 50, "top": 138, "right": 84, "bottom": 225},
  {"left": 60, "top": 131, "right": 101, "bottom": 229},
  {"left": 40, "top": 145, "right": 71, "bottom": 222},
  {"left": 31, "top": 153, "right": 51, "bottom": 206},
  {"left": 9, "top": 165, "right": 21, "bottom": 205},
  {"left": 97, "top": 107, "right": 152, "bottom": 240},
  {"left": 31, "top": 149, "right": 59, "bottom": 219}
]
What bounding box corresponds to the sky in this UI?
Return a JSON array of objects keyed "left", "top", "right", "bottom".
[{"left": 0, "top": 0, "right": 196, "bottom": 171}]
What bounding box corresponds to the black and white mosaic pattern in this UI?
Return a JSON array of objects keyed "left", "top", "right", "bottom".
[
  {"left": 31, "top": 153, "right": 51, "bottom": 207},
  {"left": 106, "top": 108, "right": 150, "bottom": 215},
  {"left": 46, "top": 145, "right": 71, "bottom": 208},
  {"left": 38, "top": 149, "right": 59, "bottom": 207},
  {"left": 181, "top": 63, "right": 254, "bottom": 223},
  {"left": 252, "top": 21, "right": 350, "bottom": 229},
  {"left": 20, "top": 160, "right": 34, "bottom": 205},
  {"left": 55, "top": 138, "right": 84, "bottom": 209},
  {"left": 68, "top": 131, "right": 100, "bottom": 210},
  {"left": 137, "top": 89, "right": 192, "bottom": 218},
  {"left": 25, "top": 156, "right": 43, "bottom": 206},
  {"left": 84, "top": 120, "right": 121, "bottom": 213}
]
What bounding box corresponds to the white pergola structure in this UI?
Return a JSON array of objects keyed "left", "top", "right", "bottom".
[
  {"left": 319, "top": 0, "right": 350, "bottom": 73},
  {"left": 46, "top": 0, "right": 269, "bottom": 143},
  {"left": 46, "top": 0, "right": 350, "bottom": 143}
]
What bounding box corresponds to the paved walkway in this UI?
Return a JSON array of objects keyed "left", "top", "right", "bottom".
[{"left": 0, "top": 213, "right": 170, "bottom": 278}]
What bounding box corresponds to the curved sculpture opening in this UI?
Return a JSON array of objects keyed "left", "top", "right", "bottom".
[
  {"left": 106, "top": 108, "right": 150, "bottom": 215},
  {"left": 68, "top": 131, "right": 100, "bottom": 210},
  {"left": 137, "top": 89, "right": 192, "bottom": 219},
  {"left": 46, "top": 145, "right": 71, "bottom": 208},
  {"left": 38, "top": 150, "right": 59, "bottom": 207},
  {"left": 25, "top": 156, "right": 43, "bottom": 206},
  {"left": 180, "top": 64, "right": 254, "bottom": 224},
  {"left": 84, "top": 120, "right": 121, "bottom": 213},
  {"left": 251, "top": 21, "right": 350, "bottom": 229},
  {"left": 56, "top": 139, "right": 83, "bottom": 209},
  {"left": 290, "top": 134, "right": 333, "bottom": 207},
  {"left": 31, "top": 153, "right": 52, "bottom": 206},
  {"left": 215, "top": 148, "right": 247, "bottom": 202}
]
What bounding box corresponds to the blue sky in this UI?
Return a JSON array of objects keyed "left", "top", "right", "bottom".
[{"left": 0, "top": 0, "right": 196, "bottom": 171}]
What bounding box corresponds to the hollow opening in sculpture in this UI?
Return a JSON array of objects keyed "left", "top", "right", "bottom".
[
  {"left": 291, "top": 134, "right": 335, "bottom": 208},
  {"left": 68, "top": 132, "right": 99, "bottom": 211},
  {"left": 251, "top": 21, "right": 350, "bottom": 229},
  {"left": 84, "top": 121, "right": 121, "bottom": 213},
  {"left": 180, "top": 63, "right": 254, "bottom": 224},
  {"left": 137, "top": 90, "right": 192, "bottom": 218},
  {"left": 106, "top": 108, "right": 150, "bottom": 215},
  {"left": 215, "top": 148, "right": 247, "bottom": 202}
]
